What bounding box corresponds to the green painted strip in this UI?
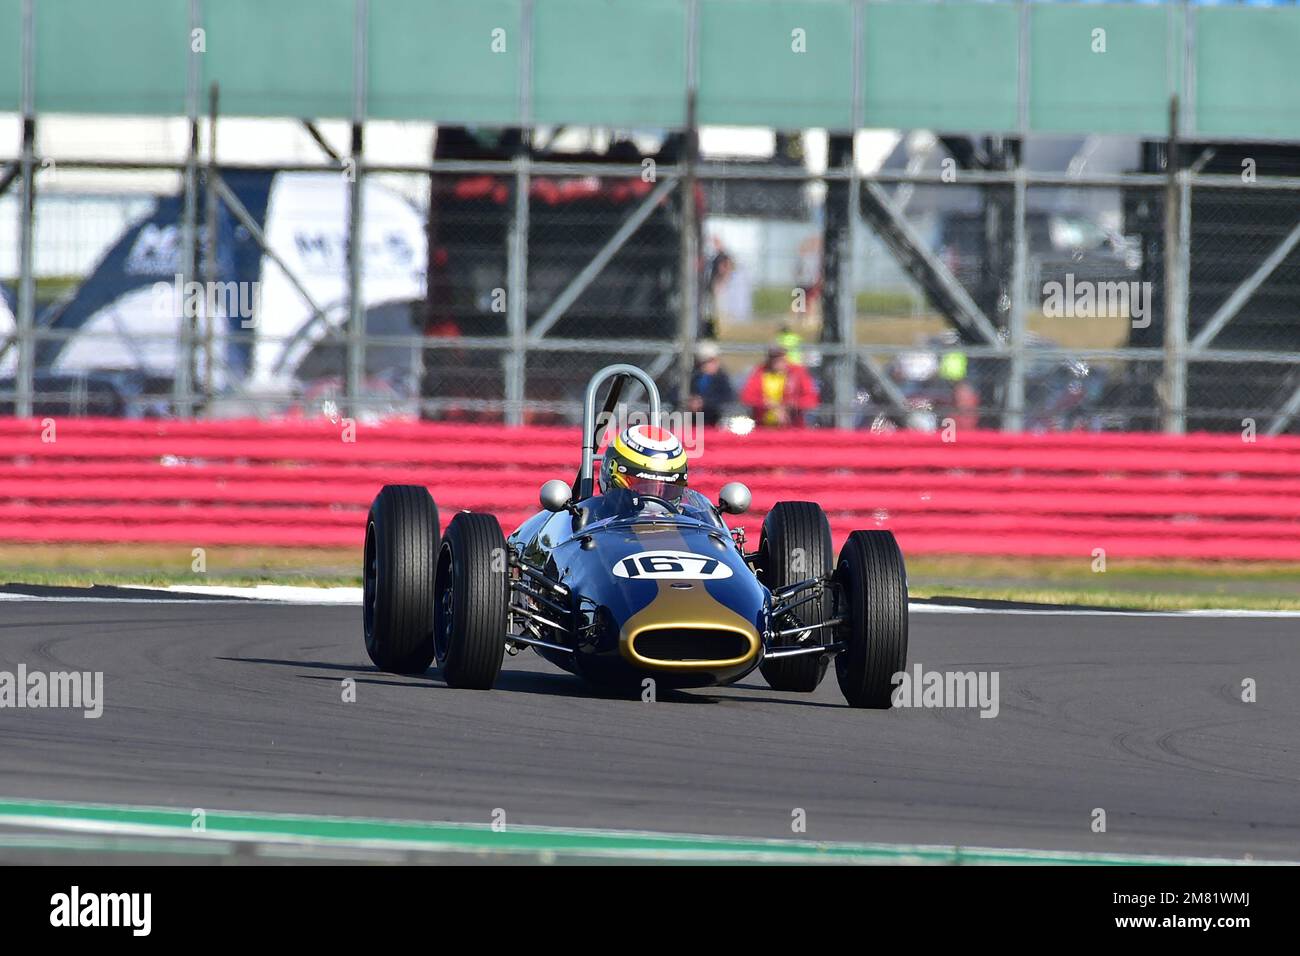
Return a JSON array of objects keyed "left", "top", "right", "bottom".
[
  {"left": 0, "top": 834, "right": 229, "bottom": 857},
  {"left": 0, "top": 798, "right": 1272, "bottom": 866}
]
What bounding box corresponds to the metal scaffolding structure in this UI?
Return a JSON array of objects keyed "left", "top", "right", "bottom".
[
  {"left": 8, "top": 139, "right": 1300, "bottom": 431},
  {"left": 3, "top": 1, "right": 1300, "bottom": 433}
]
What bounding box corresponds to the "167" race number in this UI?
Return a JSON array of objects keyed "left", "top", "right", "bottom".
[{"left": 612, "top": 550, "right": 733, "bottom": 580}]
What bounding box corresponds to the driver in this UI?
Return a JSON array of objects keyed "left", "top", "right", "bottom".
[{"left": 599, "top": 424, "right": 689, "bottom": 502}]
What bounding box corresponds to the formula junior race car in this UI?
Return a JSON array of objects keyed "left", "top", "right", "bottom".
[{"left": 362, "top": 365, "right": 908, "bottom": 707}]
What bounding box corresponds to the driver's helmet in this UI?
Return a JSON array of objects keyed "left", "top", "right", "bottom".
[{"left": 599, "top": 424, "right": 688, "bottom": 500}]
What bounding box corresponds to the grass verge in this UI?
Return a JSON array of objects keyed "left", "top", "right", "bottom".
[
  {"left": 907, "top": 555, "right": 1300, "bottom": 611},
  {"left": 908, "top": 585, "right": 1300, "bottom": 612},
  {"left": 0, "top": 544, "right": 360, "bottom": 589}
]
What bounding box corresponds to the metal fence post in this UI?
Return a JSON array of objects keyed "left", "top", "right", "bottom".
[
  {"left": 15, "top": 0, "right": 36, "bottom": 418},
  {"left": 174, "top": 0, "right": 201, "bottom": 417},
  {"left": 1163, "top": 95, "right": 1187, "bottom": 434},
  {"left": 1004, "top": 0, "right": 1029, "bottom": 432},
  {"left": 676, "top": 0, "right": 701, "bottom": 412},
  {"left": 202, "top": 83, "right": 220, "bottom": 410},
  {"left": 835, "top": 149, "right": 859, "bottom": 430},
  {"left": 506, "top": 148, "right": 530, "bottom": 426},
  {"left": 1005, "top": 163, "right": 1027, "bottom": 432},
  {"left": 834, "top": 0, "right": 866, "bottom": 431},
  {"left": 1176, "top": 166, "right": 1191, "bottom": 432},
  {"left": 504, "top": 0, "right": 534, "bottom": 426},
  {"left": 678, "top": 95, "right": 699, "bottom": 412},
  {"left": 345, "top": 121, "right": 365, "bottom": 414},
  {"left": 345, "top": 0, "right": 369, "bottom": 416}
]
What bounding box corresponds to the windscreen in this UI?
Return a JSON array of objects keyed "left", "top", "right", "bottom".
[{"left": 587, "top": 485, "right": 721, "bottom": 527}]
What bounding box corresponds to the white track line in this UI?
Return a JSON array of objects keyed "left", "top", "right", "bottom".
[
  {"left": 0, "top": 584, "right": 1297, "bottom": 617},
  {"left": 0, "top": 585, "right": 360, "bottom": 605},
  {"left": 125, "top": 584, "right": 363, "bottom": 603},
  {"left": 908, "top": 602, "right": 1300, "bottom": 618}
]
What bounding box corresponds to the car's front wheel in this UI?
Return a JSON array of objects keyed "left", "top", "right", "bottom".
[
  {"left": 363, "top": 485, "right": 439, "bottom": 674},
  {"left": 757, "top": 501, "right": 834, "bottom": 693},
  {"left": 434, "top": 512, "right": 508, "bottom": 689},
  {"left": 834, "top": 530, "right": 908, "bottom": 708}
]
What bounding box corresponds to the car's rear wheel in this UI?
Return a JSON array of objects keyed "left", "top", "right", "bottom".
[
  {"left": 434, "top": 512, "right": 508, "bottom": 689},
  {"left": 835, "top": 530, "right": 908, "bottom": 708},
  {"left": 363, "top": 485, "right": 439, "bottom": 674},
  {"left": 757, "top": 501, "right": 833, "bottom": 693}
]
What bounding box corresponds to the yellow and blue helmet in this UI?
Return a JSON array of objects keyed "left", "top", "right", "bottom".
[{"left": 600, "top": 424, "right": 688, "bottom": 497}]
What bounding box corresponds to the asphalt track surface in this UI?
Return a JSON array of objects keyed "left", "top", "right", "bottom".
[{"left": 1, "top": 592, "right": 1297, "bottom": 861}]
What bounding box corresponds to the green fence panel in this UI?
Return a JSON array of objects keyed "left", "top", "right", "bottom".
[
  {"left": 1030, "top": 6, "right": 1175, "bottom": 135},
  {"left": 1196, "top": 9, "right": 1300, "bottom": 141},
  {"left": 35, "top": 0, "right": 188, "bottom": 114},
  {"left": 0, "top": 0, "right": 20, "bottom": 112},
  {"left": 698, "top": 0, "right": 854, "bottom": 130},
  {"left": 368, "top": 0, "right": 520, "bottom": 124},
  {"left": 532, "top": 0, "right": 686, "bottom": 128},
  {"left": 9, "top": 0, "right": 1300, "bottom": 143},
  {"left": 202, "top": 0, "right": 354, "bottom": 118},
  {"left": 863, "top": 2, "right": 1018, "bottom": 133}
]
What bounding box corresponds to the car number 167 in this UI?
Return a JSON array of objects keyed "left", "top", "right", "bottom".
[{"left": 613, "top": 550, "right": 733, "bottom": 580}]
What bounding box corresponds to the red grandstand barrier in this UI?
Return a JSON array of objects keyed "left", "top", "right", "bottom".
[{"left": 2, "top": 417, "right": 1299, "bottom": 560}]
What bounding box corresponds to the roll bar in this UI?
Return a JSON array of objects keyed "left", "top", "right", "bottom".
[{"left": 578, "top": 364, "right": 662, "bottom": 499}]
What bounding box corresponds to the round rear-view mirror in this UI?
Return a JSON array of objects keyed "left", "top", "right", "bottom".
[
  {"left": 540, "top": 479, "right": 573, "bottom": 513},
  {"left": 718, "top": 482, "right": 752, "bottom": 515}
]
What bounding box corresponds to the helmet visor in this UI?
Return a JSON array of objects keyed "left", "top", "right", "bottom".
[{"left": 613, "top": 473, "right": 687, "bottom": 504}]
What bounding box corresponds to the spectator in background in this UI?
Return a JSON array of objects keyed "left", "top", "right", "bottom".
[
  {"left": 703, "top": 237, "right": 754, "bottom": 333},
  {"left": 717, "top": 253, "right": 753, "bottom": 327},
  {"left": 794, "top": 233, "right": 823, "bottom": 319},
  {"left": 740, "top": 346, "right": 819, "bottom": 427},
  {"left": 700, "top": 239, "right": 730, "bottom": 340},
  {"left": 776, "top": 323, "right": 805, "bottom": 365},
  {"left": 688, "top": 341, "right": 735, "bottom": 426}
]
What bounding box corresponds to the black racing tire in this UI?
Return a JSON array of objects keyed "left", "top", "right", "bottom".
[
  {"left": 834, "top": 530, "right": 908, "bottom": 709},
  {"left": 757, "top": 501, "right": 833, "bottom": 693},
  {"left": 363, "top": 485, "right": 439, "bottom": 674},
  {"left": 434, "top": 512, "right": 508, "bottom": 690}
]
